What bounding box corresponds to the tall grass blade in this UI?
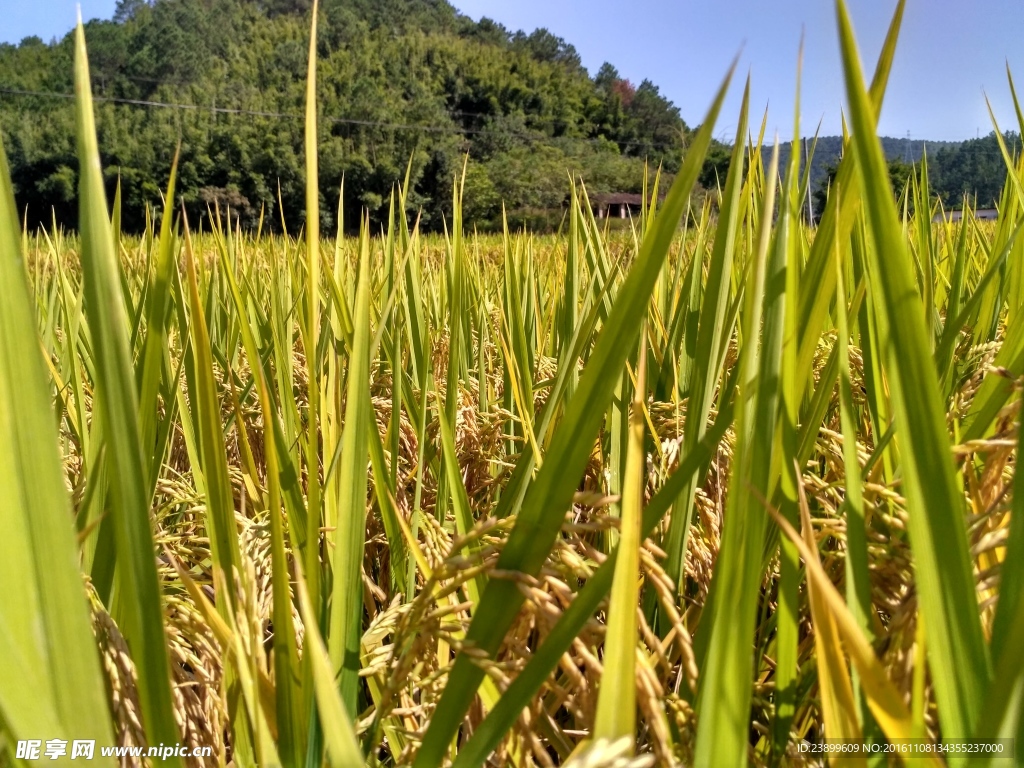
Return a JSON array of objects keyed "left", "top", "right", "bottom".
[
  {"left": 0, "top": 124, "right": 116, "bottom": 763},
  {"left": 295, "top": 563, "right": 365, "bottom": 768},
  {"left": 836, "top": 0, "right": 990, "bottom": 739},
  {"left": 661, "top": 78, "right": 751, "bottom": 604},
  {"left": 72, "top": 19, "right": 182, "bottom": 758},
  {"left": 328, "top": 224, "right": 372, "bottom": 718},
  {"left": 592, "top": 335, "right": 647, "bottom": 747},
  {"left": 693, "top": 137, "right": 780, "bottom": 768}
]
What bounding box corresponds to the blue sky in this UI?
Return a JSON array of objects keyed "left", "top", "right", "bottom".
[{"left": 2, "top": 0, "right": 1022, "bottom": 142}]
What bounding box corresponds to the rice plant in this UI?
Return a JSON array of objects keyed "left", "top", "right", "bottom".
[{"left": 2, "top": 1, "right": 1023, "bottom": 766}]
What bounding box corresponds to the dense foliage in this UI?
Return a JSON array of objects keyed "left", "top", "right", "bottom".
[{"left": 0, "top": 0, "right": 687, "bottom": 232}]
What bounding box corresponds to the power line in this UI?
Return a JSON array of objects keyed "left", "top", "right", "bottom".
[
  {"left": 0, "top": 85, "right": 686, "bottom": 153},
  {"left": 0, "top": 85, "right": 457, "bottom": 132}
]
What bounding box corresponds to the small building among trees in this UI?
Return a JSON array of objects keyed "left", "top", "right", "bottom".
[
  {"left": 593, "top": 193, "right": 644, "bottom": 219},
  {"left": 932, "top": 208, "right": 998, "bottom": 223}
]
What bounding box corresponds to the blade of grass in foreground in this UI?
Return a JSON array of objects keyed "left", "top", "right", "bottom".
[
  {"left": 295, "top": 563, "right": 365, "bottom": 768},
  {"left": 661, "top": 78, "right": 751, "bottom": 607},
  {"left": 73, "top": 18, "right": 182, "bottom": 759},
  {"left": 592, "top": 333, "right": 647, "bottom": 748},
  {"left": 181, "top": 215, "right": 244, "bottom": 611},
  {"left": 835, "top": 214, "right": 877, "bottom": 741},
  {"left": 137, "top": 146, "right": 179, "bottom": 493},
  {"left": 300, "top": 5, "right": 324, "bottom": 758},
  {"left": 301, "top": 0, "right": 323, "bottom": 638},
  {"left": 0, "top": 124, "right": 116, "bottom": 763},
  {"left": 328, "top": 223, "right": 372, "bottom": 720},
  {"left": 771, "top": 44, "right": 807, "bottom": 753},
  {"left": 180, "top": 216, "right": 260, "bottom": 761},
  {"left": 413, "top": 62, "right": 736, "bottom": 768},
  {"left": 797, "top": 470, "right": 864, "bottom": 763},
  {"left": 836, "top": 0, "right": 990, "bottom": 742},
  {"left": 693, "top": 137, "right": 780, "bottom": 768}
]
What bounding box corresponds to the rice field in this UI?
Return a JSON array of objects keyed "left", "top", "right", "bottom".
[{"left": 2, "top": 1, "right": 1023, "bottom": 766}]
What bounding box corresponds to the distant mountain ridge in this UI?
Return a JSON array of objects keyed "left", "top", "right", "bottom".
[
  {"left": 771, "top": 135, "right": 958, "bottom": 191},
  {"left": 763, "top": 133, "right": 1017, "bottom": 210}
]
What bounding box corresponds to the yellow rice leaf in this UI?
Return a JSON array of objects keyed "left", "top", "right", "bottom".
[
  {"left": 769, "top": 503, "right": 944, "bottom": 768},
  {"left": 796, "top": 471, "right": 865, "bottom": 766}
]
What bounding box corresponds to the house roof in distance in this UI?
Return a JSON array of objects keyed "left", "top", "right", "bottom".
[
  {"left": 592, "top": 192, "right": 645, "bottom": 206},
  {"left": 932, "top": 208, "right": 998, "bottom": 223}
]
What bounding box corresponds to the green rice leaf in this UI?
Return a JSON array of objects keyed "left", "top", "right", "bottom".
[
  {"left": 836, "top": 0, "right": 991, "bottom": 740},
  {"left": 0, "top": 113, "right": 116, "bottom": 764},
  {"left": 72, "top": 19, "right": 182, "bottom": 758}
]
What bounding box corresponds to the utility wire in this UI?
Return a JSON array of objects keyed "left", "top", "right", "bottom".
[
  {"left": 0, "top": 85, "right": 686, "bottom": 153},
  {"left": 28, "top": 83, "right": 1006, "bottom": 160}
]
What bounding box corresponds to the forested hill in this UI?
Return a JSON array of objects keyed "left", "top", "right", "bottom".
[
  {"left": 776, "top": 135, "right": 957, "bottom": 195},
  {"left": 759, "top": 133, "right": 1019, "bottom": 214},
  {"left": 0, "top": 0, "right": 688, "bottom": 232}
]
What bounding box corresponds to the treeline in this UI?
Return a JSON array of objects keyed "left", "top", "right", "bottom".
[
  {"left": 0, "top": 0, "right": 691, "bottom": 233},
  {"left": 772, "top": 133, "right": 1020, "bottom": 216}
]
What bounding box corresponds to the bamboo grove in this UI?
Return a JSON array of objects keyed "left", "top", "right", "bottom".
[{"left": 2, "top": 1, "right": 1023, "bottom": 766}]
